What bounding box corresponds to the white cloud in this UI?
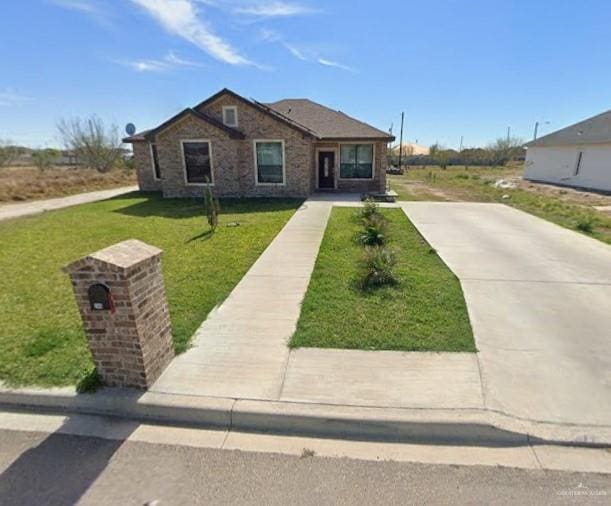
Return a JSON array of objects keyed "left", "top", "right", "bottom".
[
  {"left": 49, "top": 0, "right": 96, "bottom": 13},
  {"left": 234, "top": 1, "right": 319, "bottom": 17},
  {"left": 317, "top": 58, "right": 355, "bottom": 73},
  {"left": 130, "top": 0, "right": 254, "bottom": 66},
  {"left": 48, "top": 0, "right": 112, "bottom": 26},
  {"left": 0, "top": 89, "right": 33, "bottom": 107},
  {"left": 165, "top": 50, "right": 204, "bottom": 67},
  {"left": 116, "top": 51, "right": 204, "bottom": 73},
  {"left": 284, "top": 43, "right": 307, "bottom": 61}
]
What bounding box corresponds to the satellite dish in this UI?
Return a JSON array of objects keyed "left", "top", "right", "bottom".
[{"left": 125, "top": 123, "right": 136, "bottom": 136}]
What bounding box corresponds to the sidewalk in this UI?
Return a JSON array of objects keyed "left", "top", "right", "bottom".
[{"left": 0, "top": 186, "right": 138, "bottom": 221}]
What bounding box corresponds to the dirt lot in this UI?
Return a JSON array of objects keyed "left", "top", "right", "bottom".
[
  {"left": 389, "top": 164, "right": 611, "bottom": 245},
  {"left": 0, "top": 165, "right": 137, "bottom": 203}
]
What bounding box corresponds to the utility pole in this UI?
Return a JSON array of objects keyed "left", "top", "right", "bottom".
[
  {"left": 459, "top": 136, "right": 464, "bottom": 152},
  {"left": 507, "top": 126, "right": 511, "bottom": 142},
  {"left": 398, "top": 112, "right": 405, "bottom": 170}
]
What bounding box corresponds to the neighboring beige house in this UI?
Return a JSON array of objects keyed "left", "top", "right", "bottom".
[
  {"left": 524, "top": 110, "right": 611, "bottom": 192},
  {"left": 123, "top": 88, "right": 395, "bottom": 198}
]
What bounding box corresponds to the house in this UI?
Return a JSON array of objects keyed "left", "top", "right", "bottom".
[
  {"left": 524, "top": 110, "right": 611, "bottom": 192},
  {"left": 123, "top": 88, "right": 395, "bottom": 198}
]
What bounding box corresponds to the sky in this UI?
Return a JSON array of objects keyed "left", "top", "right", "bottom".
[{"left": 1, "top": 0, "right": 611, "bottom": 149}]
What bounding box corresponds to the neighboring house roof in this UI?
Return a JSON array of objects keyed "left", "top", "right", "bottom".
[
  {"left": 525, "top": 109, "right": 611, "bottom": 148},
  {"left": 265, "top": 98, "right": 394, "bottom": 141},
  {"left": 123, "top": 88, "right": 394, "bottom": 143},
  {"left": 391, "top": 142, "right": 430, "bottom": 155}
]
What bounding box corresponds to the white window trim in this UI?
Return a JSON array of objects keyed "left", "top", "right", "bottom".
[
  {"left": 338, "top": 142, "right": 376, "bottom": 181},
  {"left": 180, "top": 139, "right": 214, "bottom": 186},
  {"left": 253, "top": 139, "right": 286, "bottom": 186},
  {"left": 315, "top": 147, "right": 338, "bottom": 189},
  {"left": 222, "top": 106, "right": 238, "bottom": 127},
  {"left": 149, "top": 142, "right": 161, "bottom": 181}
]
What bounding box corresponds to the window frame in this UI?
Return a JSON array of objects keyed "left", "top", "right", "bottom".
[
  {"left": 180, "top": 139, "right": 214, "bottom": 186},
  {"left": 253, "top": 139, "right": 286, "bottom": 186},
  {"left": 149, "top": 142, "right": 161, "bottom": 180},
  {"left": 222, "top": 105, "right": 238, "bottom": 127},
  {"left": 338, "top": 143, "right": 375, "bottom": 181}
]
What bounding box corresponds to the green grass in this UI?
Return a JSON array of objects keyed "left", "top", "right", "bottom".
[
  {"left": 0, "top": 193, "right": 300, "bottom": 387},
  {"left": 291, "top": 208, "right": 475, "bottom": 352},
  {"left": 389, "top": 166, "right": 611, "bottom": 245}
]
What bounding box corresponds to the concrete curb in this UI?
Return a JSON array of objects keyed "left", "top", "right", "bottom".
[{"left": 0, "top": 386, "right": 609, "bottom": 448}]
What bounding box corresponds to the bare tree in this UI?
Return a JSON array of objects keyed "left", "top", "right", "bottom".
[
  {"left": 57, "top": 116, "right": 123, "bottom": 173},
  {"left": 487, "top": 137, "right": 525, "bottom": 167},
  {"left": 0, "top": 139, "right": 18, "bottom": 168}
]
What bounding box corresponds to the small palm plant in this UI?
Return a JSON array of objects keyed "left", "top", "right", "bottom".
[
  {"left": 358, "top": 213, "right": 388, "bottom": 246},
  {"left": 360, "top": 246, "right": 398, "bottom": 289}
]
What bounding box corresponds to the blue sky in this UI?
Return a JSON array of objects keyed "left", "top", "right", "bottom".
[{"left": 1, "top": 0, "right": 611, "bottom": 149}]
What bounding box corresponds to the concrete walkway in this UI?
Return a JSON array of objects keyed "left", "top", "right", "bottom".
[
  {"left": 152, "top": 199, "right": 334, "bottom": 399},
  {"left": 152, "top": 195, "right": 483, "bottom": 412},
  {"left": 0, "top": 186, "right": 138, "bottom": 221},
  {"left": 400, "top": 202, "right": 611, "bottom": 426}
]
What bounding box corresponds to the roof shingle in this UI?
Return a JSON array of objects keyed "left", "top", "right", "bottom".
[{"left": 265, "top": 99, "right": 394, "bottom": 140}]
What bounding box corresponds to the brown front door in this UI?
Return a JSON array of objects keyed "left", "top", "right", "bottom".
[{"left": 318, "top": 151, "right": 335, "bottom": 189}]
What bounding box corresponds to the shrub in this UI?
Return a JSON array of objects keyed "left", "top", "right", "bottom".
[
  {"left": 31, "top": 149, "right": 58, "bottom": 172},
  {"left": 203, "top": 181, "right": 220, "bottom": 232},
  {"left": 358, "top": 213, "right": 388, "bottom": 246},
  {"left": 575, "top": 215, "right": 595, "bottom": 234},
  {"left": 360, "top": 246, "right": 398, "bottom": 289},
  {"left": 357, "top": 198, "right": 380, "bottom": 220}
]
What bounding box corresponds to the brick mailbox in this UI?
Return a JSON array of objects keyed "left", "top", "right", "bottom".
[{"left": 64, "top": 239, "right": 174, "bottom": 389}]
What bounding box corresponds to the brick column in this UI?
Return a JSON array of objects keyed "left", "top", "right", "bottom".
[{"left": 64, "top": 239, "right": 174, "bottom": 389}]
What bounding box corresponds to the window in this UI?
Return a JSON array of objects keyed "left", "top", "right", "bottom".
[
  {"left": 150, "top": 142, "right": 161, "bottom": 180},
  {"left": 222, "top": 106, "right": 238, "bottom": 127},
  {"left": 181, "top": 141, "right": 212, "bottom": 184},
  {"left": 340, "top": 144, "right": 374, "bottom": 179},
  {"left": 254, "top": 141, "right": 285, "bottom": 184},
  {"left": 574, "top": 151, "right": 583, "bottom": 176}
]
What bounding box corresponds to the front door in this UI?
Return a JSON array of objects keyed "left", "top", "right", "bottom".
[{"left": 318, "top": 151, "right": 335, "bottom": 189}]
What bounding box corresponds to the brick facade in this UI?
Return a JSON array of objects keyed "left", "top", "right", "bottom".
[
  {"left": 133, "top": 141, "right": 161, "bottom": 192},
  {"left": 64, "top": 240, "right": 174, "bottom": 389},
  {"left": 131, "top": 91, "right": 389, "bottom": 198}
]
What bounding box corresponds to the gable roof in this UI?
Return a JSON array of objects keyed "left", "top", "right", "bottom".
[
  {"left": 525, "top": 110, "right": 611, "bottom": 148},
  {"left": 123, "top": 88, "right": 395, "bottom": 143},
  {"left": 194, "top": 88, "right": 317, "bottom": 138},
  {"left": 265, "top": 98, "right": 394, "bottom": 141},
  {"left": 122, "top": 107, "right": 245, "bottom": 143}
]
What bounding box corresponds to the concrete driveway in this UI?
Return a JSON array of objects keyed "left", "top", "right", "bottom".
[{"left": 401, "top": 202, "right": 611, "bottom": 427}]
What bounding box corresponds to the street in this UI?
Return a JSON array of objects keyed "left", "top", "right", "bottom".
[{"left": 0, "top": 427, "right": 609, "bottom": 505}]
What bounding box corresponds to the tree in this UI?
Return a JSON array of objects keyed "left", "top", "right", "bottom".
[
  {"left": 57, "top": 116, "right": 123, "bottom": 173},
  {"left": 429, "top": 143, "right": 450, "bottom": 169},
  {"left": 487, "top": 137, "right": 525, "bottom": 167},
  {"left": 31, "top": 148, "right": 59, "bottom": 172},
  {"left": 0, "top": 140, "right": 17, "bottom": 168}
]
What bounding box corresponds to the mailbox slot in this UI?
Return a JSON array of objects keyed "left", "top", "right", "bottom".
[{"left": 88, "top": 283, "right": 113, "bottom": 311}]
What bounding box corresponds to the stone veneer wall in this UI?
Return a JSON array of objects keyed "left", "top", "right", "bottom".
[
  {"left": 133, "top": 141, "right": 161, "bottom": 192},
  {"left": 65, "top": 240, "right": 174, "bottom": 389}
]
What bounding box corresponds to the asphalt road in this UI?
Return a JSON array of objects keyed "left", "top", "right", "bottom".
[{"left": 0, "top": 429, "right": 608, "bottom": 505}]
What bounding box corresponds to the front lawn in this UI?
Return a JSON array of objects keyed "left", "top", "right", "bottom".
[
  {"left": 291, "top": 208, "right": 475, "bottom": 352},
  {"left": 0, "top": 193, "right": 300, "bottom": 387}
]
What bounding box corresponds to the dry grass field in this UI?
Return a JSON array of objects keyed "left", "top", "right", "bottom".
[{"left": 0, "top": 165, "right": 137, "bottom": 203}]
